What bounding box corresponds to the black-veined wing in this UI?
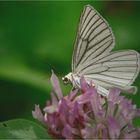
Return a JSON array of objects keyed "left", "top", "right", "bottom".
[
  {"left": 83, "top": 50, "right": 140, "bottom": 93},
  {"left": 72, "top": 5, "right": 115, "bottom": 73}
]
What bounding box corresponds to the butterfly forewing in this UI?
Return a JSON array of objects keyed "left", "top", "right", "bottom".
[{"left": 72, "top": 5, "right": 115, "bottom": 73}]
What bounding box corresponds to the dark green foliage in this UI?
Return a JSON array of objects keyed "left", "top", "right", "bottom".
[{"left": 0, "top": 1, "right": 140, "bottom": 126}]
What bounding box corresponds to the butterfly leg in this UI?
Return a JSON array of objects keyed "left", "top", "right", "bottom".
[{"left": 72, "top": 86, "right": 77, "bottom": 91}]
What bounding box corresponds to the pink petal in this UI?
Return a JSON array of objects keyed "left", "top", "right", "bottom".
[
  {"left": 90, "top": 90, "right": 103, "bottom": 120},
  {"left": 59, "top": 98, "right": 69, "bottom": 125},
  {"left": 50, "top": 91, "right": 59, "bottom": 106},
  {"left": 95, "top": 123, "right": 108, "bottom": 139},
  {"left": 44, "top": 105, "right": 58, "bottom": 114},
  {"left": 108, "top": 88, "right": 121, "bottom": 104},
  {"left": 62, "top": 124, "right": 73, "bottom": 139},
  {"left": 50, "top": 70, "right": 63, "bottom": 100},
  {"left": 32, "top": 104, "right": 44, "bottom": 123},
  {"left": 75, "top": 90, "right": 92, "bottom": 104},
  {"left": 62, "top": 124, "right": 79, "bottom": 139},
  {"left": 68, "top": 89, "right": 78, "bottom": 101},
  {"left": 106, "top": 101, "right": 115, "bottom": 117},
  {"left": 80, "top": 76, "right": 89, "bottom": 93},
  {"left": 73, "top": 102, "right": 85, "bottom": 125},
  {"left": 108, "top": 116, "right": 120, "bottom": 139}
]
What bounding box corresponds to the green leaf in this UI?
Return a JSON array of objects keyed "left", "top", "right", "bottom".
[
  {"left": 133, "top": 117, "right": 140, "bottom": 127},
  {"left": 0, "top": 119, "right": 50, "bottom": 139}
]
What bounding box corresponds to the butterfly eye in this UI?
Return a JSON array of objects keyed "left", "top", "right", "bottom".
[{"left": 62, "top": 77, "right": 69, "bottom": 85}]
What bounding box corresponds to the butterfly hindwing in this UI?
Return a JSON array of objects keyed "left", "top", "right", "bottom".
[{"left": 83, "top": 50, "right": 139, "bottom": 92}]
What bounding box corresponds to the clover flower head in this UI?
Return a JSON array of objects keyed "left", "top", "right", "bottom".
[{"left": 32, "top": 72, "right": 140, "bottom": 139}]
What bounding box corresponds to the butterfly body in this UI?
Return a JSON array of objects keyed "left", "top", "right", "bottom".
[
  {"left": 62, "top": 72, "right": 80, "bottom": 88},
  {"left": 62, "top": 5, "right": 140, "bottom": 96}
]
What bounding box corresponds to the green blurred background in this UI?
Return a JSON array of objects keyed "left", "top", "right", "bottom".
[{"left": 0, "top": 1, "right": 140, "bottom": 122}]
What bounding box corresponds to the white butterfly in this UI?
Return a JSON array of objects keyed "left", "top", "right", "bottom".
[{"left": 62, "top": 5, "right": 140, "bottom": 97}]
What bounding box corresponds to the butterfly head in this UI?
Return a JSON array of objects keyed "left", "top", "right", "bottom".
[{"left": 62, "top": 72, "right": 72, "bottom": 85}]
